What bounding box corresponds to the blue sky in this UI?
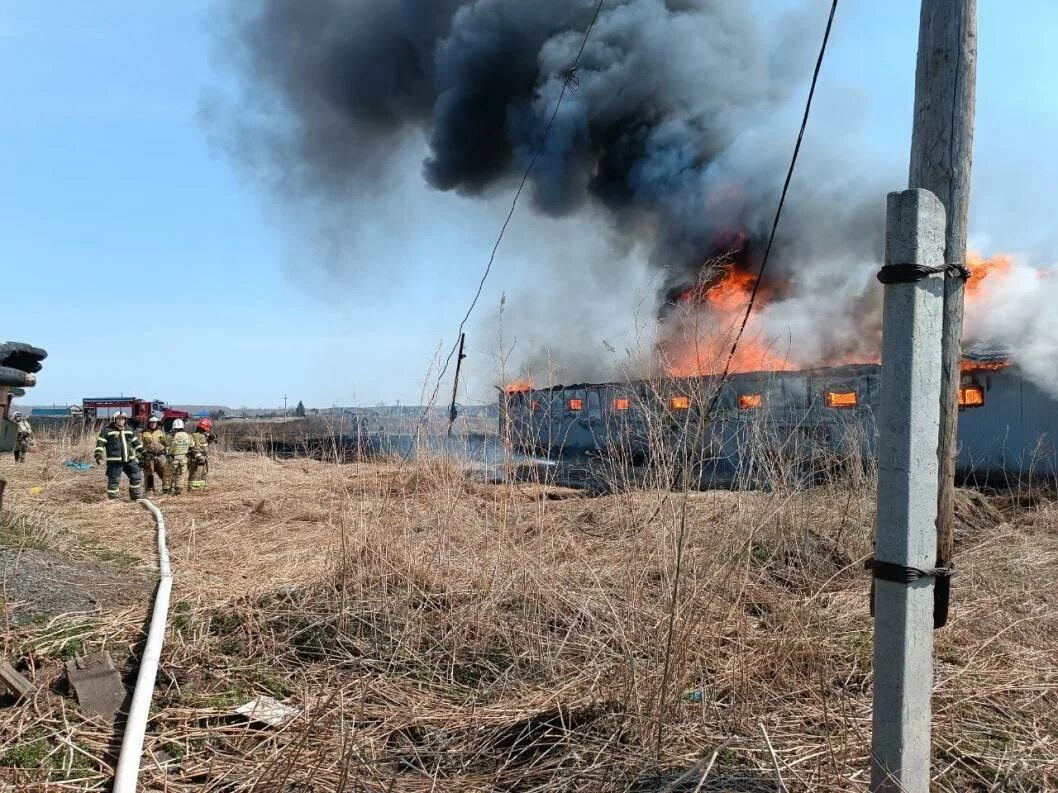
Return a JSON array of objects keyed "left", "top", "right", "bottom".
[{"left": 3, "top": 1, "right": 1056, "bottom": 408}]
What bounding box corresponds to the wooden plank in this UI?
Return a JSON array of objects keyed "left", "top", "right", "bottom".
[
  {"left": 66, "top": 652, "right": 126, "bottom": 723},
  {"left": 0, "top": 660, "right": 35, "bottom": 700}
]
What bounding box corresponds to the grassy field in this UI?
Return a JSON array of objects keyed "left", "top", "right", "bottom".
[{"left": 0, "top": 436, "right": 1055, "bottom": 791}]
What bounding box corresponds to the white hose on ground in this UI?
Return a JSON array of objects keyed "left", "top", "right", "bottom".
[{"left": 113, "top": 498, "right": 173, "bottom": 793}]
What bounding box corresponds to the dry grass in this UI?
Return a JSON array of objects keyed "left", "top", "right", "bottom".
[{"left": 0, "top": 437, "right": 1055, "bottom": 791}]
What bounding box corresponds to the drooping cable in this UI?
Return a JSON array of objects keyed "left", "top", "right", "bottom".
[
  {"left": 706, "top": 0, "right": 840, "bottom": 412},
  {"left": 415, "top": 0, "right": 607, "bottom": 443}
]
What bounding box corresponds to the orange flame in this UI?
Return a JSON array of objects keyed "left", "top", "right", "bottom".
[
  {"left": 958, "top": 385, "right": 985, "bottom": 407},
  {"left": 739, "top": 393, "right": 763, "bottom": 409},
  {"left": 503, "top": 379, "right": 532, "bottom": 394},
  {"left": 965, "top": 252, "right": 1014, "bottom": 298},
  {"left": 661, "top": 250, "right": 1027, "bottom": 379},
  {"left": 677, "top": 268, "right": 758, "bottom": 311},
  {"left": 961, "top": 358, "right": 1009, "bottom": 373},
  {"left": 663, "top": 265, "right": 796, "bottom": 376},
  {"left": 825, "top": 390, "right": 858, "bottom": 408}
]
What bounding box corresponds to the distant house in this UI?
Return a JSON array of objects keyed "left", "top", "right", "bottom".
[{"left": 30, "top": 406, "right": 81, "bottom": 418}]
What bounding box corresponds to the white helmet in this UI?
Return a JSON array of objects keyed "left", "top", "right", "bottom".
[
  {"left": 171, "top": 419, "right": 184, "bottom": 430},
  {"left": 12, "top": 412, "right": 22, "bottom": 421},
  {"left": 113, "top": 410, "right": 128, "bottom": 420},
  {"left": 148, "top": 415, "right": 161, "bottom": 425}
]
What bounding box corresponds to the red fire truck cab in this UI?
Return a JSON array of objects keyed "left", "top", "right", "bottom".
[{"left": 81, "top": 397, "right": 190, "bottom": 430}]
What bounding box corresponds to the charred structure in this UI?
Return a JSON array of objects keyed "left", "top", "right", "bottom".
[{"left": 500, "top": 351, "right": 1058, "bottom": 484}]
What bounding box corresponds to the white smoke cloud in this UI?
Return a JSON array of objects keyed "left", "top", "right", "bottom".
[{"left": 965, "top": 257, "right": 1058, "bottom": 396}]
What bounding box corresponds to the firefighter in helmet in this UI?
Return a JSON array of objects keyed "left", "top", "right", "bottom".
[
  {"left": 188, "top": 418, "right": 216, "bottom": 491},
  {"left": 12, "top": 411, "right": 33, "bottom": 463},
  {"left": 138, "top": 415, "right": 170, "bottom": 495},
  {"left": 166, "top": 419, "right": 192, "bottom": 496},
  {"left": 93, "top": 410, "right": 145, "bottom": 501}
]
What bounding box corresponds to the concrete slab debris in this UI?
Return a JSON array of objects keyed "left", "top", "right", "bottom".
[{"left": 66, "top": 651, "right": 126, "bottom": 723}]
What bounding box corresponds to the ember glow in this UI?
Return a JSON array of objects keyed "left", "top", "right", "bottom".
[
  {"left": 503, "top": 380, "right": 532, "bottom": 394},
  {"left": 825, "top": 390, "right": 858, "bottom": 408},
  {"left": 739, "top": 393, "right": 763, "bottom": 409},
  {"left": 958, "top": 385, "right": 985, "bottom": 407},
  {"left": 670, "top": 395, "right": 691, "bottom": 410},
  {"left": 961, "top": 358, "right": 1009, "bottom": 373}
]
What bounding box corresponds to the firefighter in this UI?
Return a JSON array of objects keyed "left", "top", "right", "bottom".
[
  {"left": 166, "top": 419, "right": 192, "bottom": 496},
  {"left": 93, "top": 411, "right": 145, "bottom": 501},
  {"left": 188, "top": 418, "right": 216, "bottom": 491},
  {"left": 12, "top": 412, "right": 33, "bottom": 463},
  {"left": 138, "top": 415, "right": 169, "bottom": 494}
]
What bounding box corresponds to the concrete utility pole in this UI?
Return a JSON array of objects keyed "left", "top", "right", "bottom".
[
  {"left": 908, "top": 0, "right": 977, "bottom": 626},
  {"left": 871, "top": 190, "right": 946, "bottom": 792}
]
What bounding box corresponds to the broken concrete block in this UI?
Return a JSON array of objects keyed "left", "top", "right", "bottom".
[{"left": 66, "top": 652, "right": 126, "bottom": 723}]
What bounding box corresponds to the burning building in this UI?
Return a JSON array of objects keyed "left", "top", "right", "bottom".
[{"left": 500, "top": 345, "right": 1058, "bottom": 484}]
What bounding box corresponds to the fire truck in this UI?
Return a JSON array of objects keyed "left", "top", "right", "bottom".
[{"left": 81, "top": 397, "right": 189, "bottom": 430}]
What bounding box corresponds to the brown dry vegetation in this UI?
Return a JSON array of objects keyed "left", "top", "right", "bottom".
[{"left": 0, "top": 434, "right": 1055, "bottom": 791}]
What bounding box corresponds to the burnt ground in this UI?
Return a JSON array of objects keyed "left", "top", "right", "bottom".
[{"left": 0, "top": 546, "right": 151, "bottom": 624}]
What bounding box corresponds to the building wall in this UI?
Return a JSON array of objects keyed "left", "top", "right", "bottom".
[
  {"left": 958, "top": 369, "right": 1058, "bottom": 477},
  {"left": 502, "top": 364, "right": 1058, "bottom": 481}
]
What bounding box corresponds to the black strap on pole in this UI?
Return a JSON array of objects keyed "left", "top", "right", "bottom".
[
  {"left": 866, "top": 557, "right": 955, "bottom": 629},
  {"left": 876, "top": 261, "right": 971, "bottom": 284},
  {"left": 873, "top": 259, "right": 967, "bottom": 629}
]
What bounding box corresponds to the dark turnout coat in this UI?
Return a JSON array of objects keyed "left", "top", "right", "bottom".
[{"left": 95, "top": 423, "right": 144, "bottom": 463}]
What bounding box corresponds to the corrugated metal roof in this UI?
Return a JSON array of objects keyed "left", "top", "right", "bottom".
[{"left": 963, "top": 341, "right": 1012, "bottom": 365}]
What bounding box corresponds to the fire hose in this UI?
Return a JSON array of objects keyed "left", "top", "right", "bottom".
[{"left": 112, "top": 498, "right": 172, "bottom": 793}]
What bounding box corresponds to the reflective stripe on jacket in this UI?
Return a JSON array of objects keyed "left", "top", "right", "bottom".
[
  {"left": 95, "top": 424, "right": 144, "bottom": 463},
  {"left": 168, "top": 431, "right": 192, "bottom": 458}
]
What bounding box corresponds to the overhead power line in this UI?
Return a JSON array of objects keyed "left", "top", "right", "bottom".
[
  {"left": 708, "top": 0, "right": 840, "bottom": 408},
  {"left": 656, "top": 0, "right": 841, "bottom": 760},
  {"left": 425, "top": 0, "right": 607, "bottom": 430}
]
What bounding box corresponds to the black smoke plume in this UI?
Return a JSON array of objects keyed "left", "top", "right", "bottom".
[{"left": 217, "top": 0, "right": 892, "bottom": 376}]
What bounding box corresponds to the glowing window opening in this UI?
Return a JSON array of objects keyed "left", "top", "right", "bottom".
[
  {"left": 613, "top": 397, "right": 631, "bottom": 411},
  {"left": 958, "top": 385, "right": 984, "bottom": 408},
  {"left": 825, "top": 390, "right": 858, "bottom": 408},
  {"left": 568, "top": 398, "right": 584, "bottom": 411},
  {"left": 670, "top": 395, "right": 690, "bottom": 410},
  {"left": 739, "top": 394, "right": 763, "bottom": 409}
]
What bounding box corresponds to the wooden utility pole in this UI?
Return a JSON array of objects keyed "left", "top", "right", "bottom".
[
  {"left": 447, "top": 333, "right": 467, "bottom": 438},
  {"left": 908, "top": 0, "right": 977, "bottom": 627},
  {"left": 871, "top": 190, "right": 946, "bottom": 793}
]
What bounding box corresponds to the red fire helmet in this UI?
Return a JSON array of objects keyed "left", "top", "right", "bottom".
[{"left": 197, "top": 418, "right": 213, "bottom": 431}]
